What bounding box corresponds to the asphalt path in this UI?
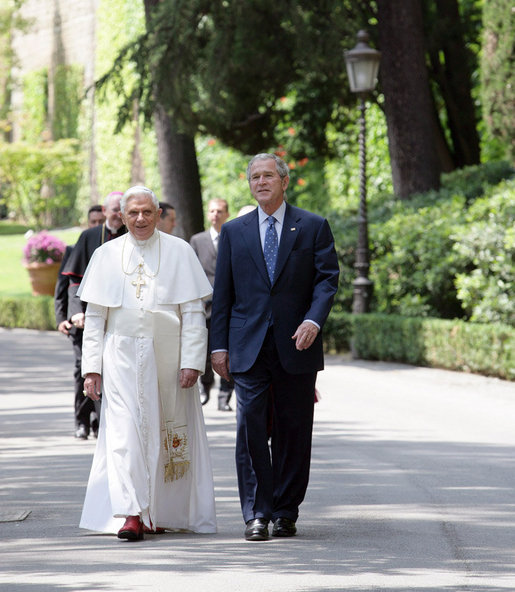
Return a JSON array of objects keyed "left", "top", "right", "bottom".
[{"left": 0, "top": 327, "right": 514, "bottom": 592}]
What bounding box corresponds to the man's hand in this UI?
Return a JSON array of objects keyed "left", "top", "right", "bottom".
[
  {"left": 57, "top": 320, "right": 72, "bottom": 336},
  {"left": 180, "top": 368, "right": 200, "bottom": 389},
  {"left": 211, "top": 351, "right": 231, "bottom": 382},
  {"left": 292, "top": 321, "right": 319, "bottom": 351},
  {"left": 71, "top": 312, "right": 85, "bottom": 329},
  {"left": 83, "top": 373, "right": 102, "bottom": 401}
]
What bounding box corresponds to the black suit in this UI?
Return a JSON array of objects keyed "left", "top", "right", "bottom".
[
  {"left": 62, "top": 224, "right": 126, "bottom": 317},
  {"left": 57, "top": 224, "right": 126, "bottom": 434},
  {"left": 210, "top": 203, "right": 339, "bottom": 523},
  {"left": 54, "top": 246, "right": 97, "bottom": 433}
]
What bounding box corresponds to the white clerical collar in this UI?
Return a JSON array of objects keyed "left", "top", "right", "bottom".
[
  {"left": 127, "top": 228, "right": 159, "bottom": 248},
  {"left": 106, "top": 222, "right": 122, "bottom": 235},
  {"left": 258, "top": 200, "right": 286, "bottom": 225}
]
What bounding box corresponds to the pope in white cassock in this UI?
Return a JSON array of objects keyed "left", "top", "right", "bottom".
[{"left": 78, "top": 186, "right": 217, "bottom": 540}]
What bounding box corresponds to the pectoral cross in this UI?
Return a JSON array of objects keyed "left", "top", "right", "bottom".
[{"left": 132, "top": 269, "right": 146, "bottom": 299}]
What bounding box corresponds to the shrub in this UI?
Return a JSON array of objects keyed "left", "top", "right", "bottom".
[
  {"left": 0, "top": 297, "right": 55, "bottom": 330},
  {"left": 452, "top": 179, "right": 515, "bottom": 325},
  {"left": 329, "top": 160, "right": 514, "bottom": 323},
  {"left": 350, "top": 313, "right": 514, "bottom": 380},
  {"left": 0, "top": 139, "right": 82, "bottom": 228}
]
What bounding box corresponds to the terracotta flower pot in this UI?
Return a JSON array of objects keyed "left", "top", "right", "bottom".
[{"left": 24, "top": 261, "right": 61, "bottom": 296}]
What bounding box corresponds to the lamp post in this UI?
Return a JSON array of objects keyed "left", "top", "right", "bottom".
[{"left": 344, "top": 30, "right": 380, "bottom": 314}]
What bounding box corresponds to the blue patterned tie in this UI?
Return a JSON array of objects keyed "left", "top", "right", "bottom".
[{"left": 264, "top": 216, "right": 278, "bottom": 282}]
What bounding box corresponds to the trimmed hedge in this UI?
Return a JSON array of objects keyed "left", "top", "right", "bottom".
[
  {"left": 1, "top": 297, "right": 513, "bottom": 381},
  {"left": 341, "top": 312, "right": 514, "bottom": 381},
  {"left": 0, "top": 296, "right": 56, "bottom": 331}
]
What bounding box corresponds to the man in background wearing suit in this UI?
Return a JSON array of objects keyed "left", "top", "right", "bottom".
[
  {"left": 210, "top": 153, "right": 340, "bottom": 541},
  {"left": 59, "top": 191, "right": 126, "bottom": 438},
  {"left": 55, "top": 204, "right": 105, "bottom": 439},
  {"left": 190, "top": 198, "right": 234, "bottom": 411},
  {"left": 157, "top": 201, "right": 176, "bottom": 234}
]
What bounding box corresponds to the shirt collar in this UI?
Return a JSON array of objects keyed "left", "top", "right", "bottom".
[{"left": 258, "top": 200, "right": 286, "bottom": 226}]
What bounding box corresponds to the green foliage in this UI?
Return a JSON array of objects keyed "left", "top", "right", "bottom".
[
  {"left": 0, "top": 139, "right": 82, "bottom": 228},
  {"left": 350, "top": 313, "right": 514, "bottom": 380},
  {"left": 441, "top": 159, "right": 515, "bottom": 200},
  {"left": 95, "top": 0, "right": 362, "bottom": 157},
  {"left": 0, "top": 220, "right": 29, "bottom": 235},
  {"left": 18, "top": 64, "right": 83, "bottom": 225},
  {"left": 0, "top": 296, "right": 55, "bottom": 330},
  {"left": 21, "top": 68, "right": 47, "bottom": 142},
  {"left": 452, "top": 178, "right": 515, "bottom": 324},
  {"left": 330, "top": 161, "right": 515, "bottom": 324},
  {"left": 0, "top": 0, "right": 31, "bottom": 139},
  {"left": 371, "top": 195, "right": 466, "bottom": 318},
  {"left": 196, "top": 136, "right": 249, "bottom": 218},
  {"left": 323, "top": 312, "right": 353, "bottom": 354},
  {"left": 325, "top": 101, "right": 392, "bottom": 211},
  {"left": 52, "top": 64, "right": 83, "bottom": 140},
  {"left": 481, "top": 0, "right": 515, "bottom": 162},
  {"left": 91, "top": 0, "right": 160, "bottom": 200}
]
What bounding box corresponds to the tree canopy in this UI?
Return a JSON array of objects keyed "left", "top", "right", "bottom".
[
  {"left": 98, "top": 0, "right": 362, "bottom": 158},
  {"left": 97, "top": 0, "right": 493, "bottom": 201}
]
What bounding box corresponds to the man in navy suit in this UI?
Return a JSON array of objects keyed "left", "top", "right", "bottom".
[{"left": 210, "top": 153, "right": 340, "bottom": 541}]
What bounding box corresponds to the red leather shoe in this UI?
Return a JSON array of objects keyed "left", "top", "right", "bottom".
[
  {"left": 143, "top": 525, "right": 166, "bottom": 534},
  {"left": 117, "top": 516, "right": 144, "bottom": 541}
]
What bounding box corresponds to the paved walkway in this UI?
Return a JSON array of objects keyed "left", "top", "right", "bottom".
[{"left": 1, "top": 328, "right": 514, "bottom": 592}]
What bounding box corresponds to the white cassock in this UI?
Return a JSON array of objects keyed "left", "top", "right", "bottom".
[{"left": 77, "top": 229, "right": 217, "bottom": 534}]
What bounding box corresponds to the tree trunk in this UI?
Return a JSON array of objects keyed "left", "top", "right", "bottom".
[
  {"left": 144, "top": 0, "right": 204, "bottom": 240},
  {"left": 430, "top": 0, "right": 480, "bottom": 167},
  {"left": 130, "top": 101, "right": 146, "bottom": 185},
  {"left": 377, "top": 0, "right": 440, "bottom": 198},
  {"left": 154, "top": 104, "right": 204, "bottom": 240}
]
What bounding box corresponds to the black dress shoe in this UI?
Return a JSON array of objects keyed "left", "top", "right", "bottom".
[
  {"left": 217, "top": 396, "right": 233, "bottom": 412},
  {"left": 244, "top": 518, "right": 269, "bottom": 541},
  {"left": 272, "top": 517, "right": 297, "bottom": 537},
  {"left": 75, "top": 425, "right": 88, "bottom": 440},
  {"left": 199, "top": 385, "right": 210, "bottom": 406}
]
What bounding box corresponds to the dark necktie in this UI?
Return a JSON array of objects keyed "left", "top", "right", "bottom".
[{"left": 264, "top": 216, "right": 278, "bottom": 282}]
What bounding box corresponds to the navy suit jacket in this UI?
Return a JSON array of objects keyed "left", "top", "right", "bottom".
[{"left": 210, "top": 202, "right": 340, "bottom": 375}]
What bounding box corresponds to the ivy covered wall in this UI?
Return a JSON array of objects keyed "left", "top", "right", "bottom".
[{"left": 8, "top": 0, "right": 161, "bottom": 226}]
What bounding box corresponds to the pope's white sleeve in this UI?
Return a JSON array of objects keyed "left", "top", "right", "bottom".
[
  {"left": 81, "top": 302, "right": 107, "bottom": 377},
  {"left": 180, "top": 299, "right": 208, "bottom": 372}
]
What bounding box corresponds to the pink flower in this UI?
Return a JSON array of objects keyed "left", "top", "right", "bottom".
[{"left": 23, "top": 231, "right": 66, "bottom": 264}]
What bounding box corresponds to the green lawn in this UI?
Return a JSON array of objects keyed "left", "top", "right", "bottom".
[{"left": 0, "top": 222, "right": 81, "bottom": 297}]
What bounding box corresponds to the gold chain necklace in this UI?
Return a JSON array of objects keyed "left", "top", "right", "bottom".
[{"left": 121, "top": 233, "right": 161, "bottom": 299}]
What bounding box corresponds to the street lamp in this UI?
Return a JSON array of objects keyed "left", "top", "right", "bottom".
[{"left": 344, "top": 30, "right": 380, "bottom": 314}]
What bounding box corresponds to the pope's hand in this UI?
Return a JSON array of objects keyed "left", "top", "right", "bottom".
[
  {"left": 180, "top": 368, "right": 200, "bottom": 389},
  {"left": 84, "top": 373, "right": 102, "bottom": 400},
  {"left": 211, "top": 351, "right": 231, "bottom": 382},
  {"left": 71, "top": 312, "right": 85, "bottom": 329}
]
